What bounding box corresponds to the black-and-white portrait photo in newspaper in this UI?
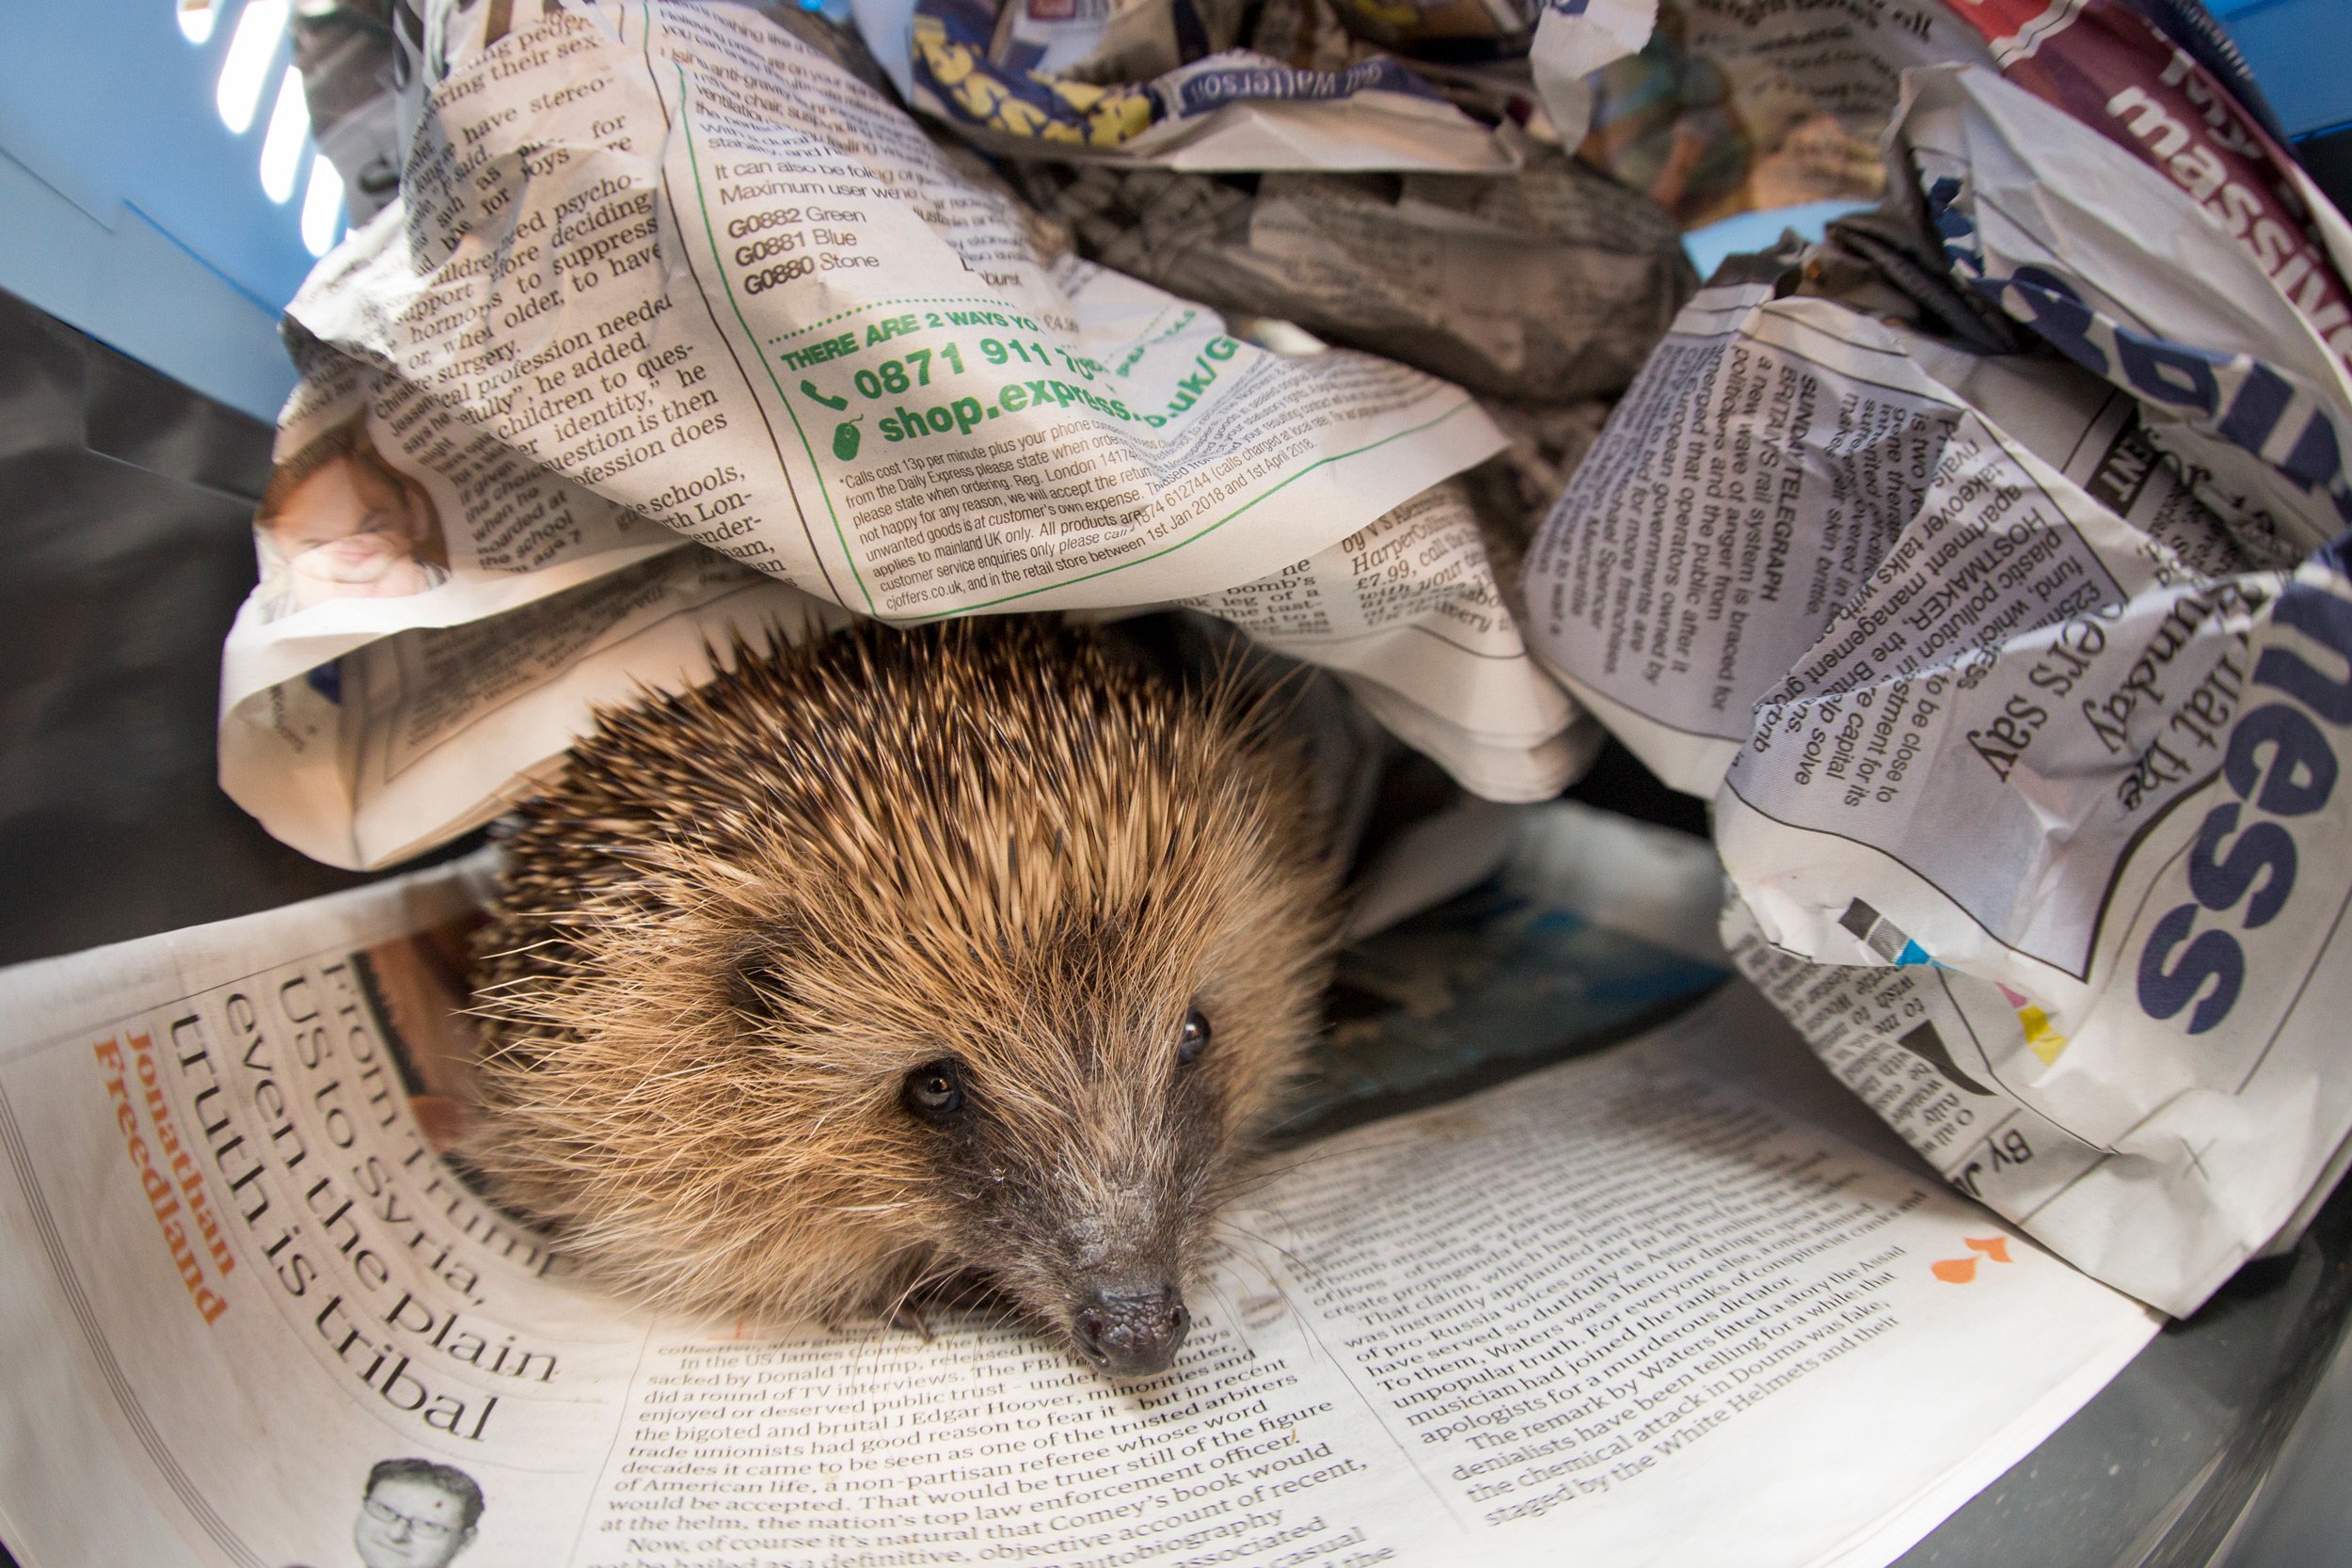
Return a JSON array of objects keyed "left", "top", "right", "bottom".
[{"left": 288, "top": 1456, "right": 484, "bottom": 1568}]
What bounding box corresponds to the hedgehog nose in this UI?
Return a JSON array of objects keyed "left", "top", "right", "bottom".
[{"left": 1073, "top": 1285, "right": 1190, "bottom": 1376}]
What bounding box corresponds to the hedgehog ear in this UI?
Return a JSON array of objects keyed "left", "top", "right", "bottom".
[{"left": 723, "top": 925, "right": 803, "bottom": 1024}]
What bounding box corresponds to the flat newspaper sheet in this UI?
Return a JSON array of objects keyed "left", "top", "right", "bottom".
[{"left": 0, "top": 863, "right": 2156, "bottom": 1568}]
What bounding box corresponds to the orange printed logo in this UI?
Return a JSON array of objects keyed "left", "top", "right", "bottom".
[{"left": 1931, "top": 1236, "right": 2014, "bottom": 1283}]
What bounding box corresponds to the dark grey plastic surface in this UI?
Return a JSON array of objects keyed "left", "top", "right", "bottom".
[
  {"left": 1899, "top": 1197, "right": 2352, "bottom": 1566},
  {"left": 0, "top": 287, "right": 368, "bottom": 968}
]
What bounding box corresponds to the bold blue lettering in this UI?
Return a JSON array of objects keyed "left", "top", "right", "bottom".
[
  {"left": 2217, "top": 360, "right": 2295, "bottom": 454},
  {"left": 2256, "top": 586, "right": 2352, "bottom": 722},
  {"left": 1924, "top": 177, "right": 1985, "bottom": 273},
  {"left": 2004, "top": 267, "right": 2108, "bottom": 376},
  {"left": 2137, "top": 905, "right": 2244, "bottom": 1035},
  {"left": 2282, "top": 407, "right": 2346, "bottom": 495},
  {"left": 2186, "top": 802, "right": 2296, "bottom": 928},
  {"left": 2223, "top": 703, "right": 2337, "bottom": 816},
  {"left": 2115, "top": 332, "right": 2220, "bottom": 415}
]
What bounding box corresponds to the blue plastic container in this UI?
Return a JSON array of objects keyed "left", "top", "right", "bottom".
[{"left": 0, "top": 0, "right": 351, "bottom": 420}]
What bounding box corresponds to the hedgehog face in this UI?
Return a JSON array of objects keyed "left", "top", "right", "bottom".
[
  {"left": 876, "top": 984, "right": 1243, "bottom": 1375},
  {"left": 757, "top": 875, "right": 1326, "bottom": 1378},
  {"left": 888, "top": 1015, "right": 1215, "bottom": 1376}
]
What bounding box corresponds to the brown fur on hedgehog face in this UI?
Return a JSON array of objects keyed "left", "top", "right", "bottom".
[{"left": 467, "top": 620, "right": 1336, "bottom": 1376}]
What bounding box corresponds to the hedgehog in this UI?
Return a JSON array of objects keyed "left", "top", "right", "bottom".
[{"left": 467, "top": 617, "right": 1339, "bottom": 1376}]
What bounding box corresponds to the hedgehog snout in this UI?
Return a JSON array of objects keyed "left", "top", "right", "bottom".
[
  {"left": 1071, "top": 1281, "right": 1190, "bottom": 1376},
  {"left": 1019, "top": 1164, "right": 1204, "bottom": 1377}
]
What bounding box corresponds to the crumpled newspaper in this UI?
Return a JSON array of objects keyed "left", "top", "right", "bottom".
[
  {"left": 1519, "top": 17, "right": 2352, "bottom": 1318},
  {"left": 290, "top": 0, "right": 412, "bottom": 222},
  {"left": 224, "top": 0, "right": 1593, "bottom": 868},
  {"left": 1530, "top": 0, "right": 1993, "bottom": 226},
  {"left": 1013, "top": 140, "right": 1694, "bottom": 403},
  {"left": 890, "top": 0, "right": 1523, "bottom": 168}
]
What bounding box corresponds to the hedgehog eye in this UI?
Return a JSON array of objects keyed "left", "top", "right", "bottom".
[
  {"left": 1177, "top": 1008, "right": 1212, "bottom": 1066},
  {"left": 903, "top": 1060, "right": 967, "bottom": 1122}
]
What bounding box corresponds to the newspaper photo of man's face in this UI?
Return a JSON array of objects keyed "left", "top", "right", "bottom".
[
  {"left": 346, "top": 1457, "right": 483, "bottom": 1568},
  {"left": 254, "top": 420, "right": 453, "bottom": 619}
]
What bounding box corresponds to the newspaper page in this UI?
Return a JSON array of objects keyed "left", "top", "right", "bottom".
[
  {"left": 1525, "top": 0, "right": 2352, "bottom": 254},
  {"left": 219, "top": 326, "right": 688, "bottom": 698},
  {"left": 223, "top": 516, "right": 1579, "bottom": 871},
  {"left": 1528, "top": 0, "right": 1994, "bottom": 226},
  {"left": 1721, "top": 895, "right": 2347, "bottom": 1323},
  {"left": 1519, "top": 61, "right": 2352, "bottom": 1315},
  {"left": 1904, "top": 65, "right": 2352, "bottom": 555},
  {"left": 848, "top": 0, "right": 1529, "bottom": 174},
  {"left": 1931, "top": 0, "right": 2352, "bottom": 398},
  {"left": 1517, "top": 281, "right": 2295, "bottom": 796},
  {"left": 1185, "top": 482, "right": 1590, "bottom": 802},
  {"left": 221, "top": 547, "right": 846, "bottom": 870},
  {"left": 903, "top": 0, "right": 1520, "bottom": 172},
  {"left": 224, "top": 0, "right": 1602, "bottom": 867},
  {"left": 1020, "top": 143, "right": 1696, "bottom": 406},
  {"left": 0, "top": 863, "right": 2161, "bottom": 1568},
  {"left": 1713, "top": 69, "right": 2352, "bottom": 1314},
  {"left": 300, "top": 0, "right": 1502, "bottom": 624}
]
